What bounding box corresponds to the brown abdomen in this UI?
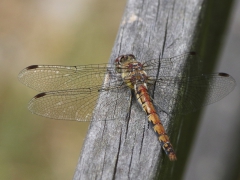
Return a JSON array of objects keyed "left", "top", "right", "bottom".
[{"left": 135, "top": 84, "right": 177, "bottom": 161}]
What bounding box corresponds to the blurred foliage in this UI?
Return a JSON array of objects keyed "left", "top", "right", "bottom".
[{"left": 0, "top": 0, "right": 126, "bottom": 179}]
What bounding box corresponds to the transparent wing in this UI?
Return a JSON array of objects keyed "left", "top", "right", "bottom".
[
  {"left": 143, "top": 52, "right": 199, "bottom": 77},
  {"left": 18, "top": 53, "right": 196, "bottom": 92},
  {"left": 18, "top": 64, "right": 118, "bottom": 92},
  {"left": 28, "top": 85, "right": 131, "bottom": 121},
  {"left": 149, "top": 73, "right": 236, "bottom": 114}
]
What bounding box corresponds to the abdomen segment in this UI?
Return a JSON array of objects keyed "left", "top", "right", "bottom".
[{"left": 135, "top": 84, "right": 177, "bottom": 161}]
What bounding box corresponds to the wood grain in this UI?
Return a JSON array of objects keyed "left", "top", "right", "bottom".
[{"left": 73, "top": 0, "right": 234, "bottom": 179}]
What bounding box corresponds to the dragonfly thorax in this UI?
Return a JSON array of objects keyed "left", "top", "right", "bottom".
[
  {"left": 115, "top": 54, "right": 148, "bottom": 89},
  {"left": 122, "top": 70, "right": 148, "bottom": 89}
]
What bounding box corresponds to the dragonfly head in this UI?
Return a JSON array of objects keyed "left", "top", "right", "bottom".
[{"left": 115, "top": 54, "right": 136, "bottom": 73}]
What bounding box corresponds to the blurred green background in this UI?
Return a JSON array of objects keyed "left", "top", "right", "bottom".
[{"left": 0, "top": 0, "right": 126, "bottom": 179}]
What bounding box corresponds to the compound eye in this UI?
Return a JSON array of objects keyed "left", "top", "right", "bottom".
[
  {"left": 128, "top": 54, "right": 136, "bottom": 59},
  {"left": 115, "top": 55, "right": 124, "bottom": 65}
]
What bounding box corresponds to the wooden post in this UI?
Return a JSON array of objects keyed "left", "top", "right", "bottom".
[{"left": 73, "top": 0, "right": 234, "bottom": 179}]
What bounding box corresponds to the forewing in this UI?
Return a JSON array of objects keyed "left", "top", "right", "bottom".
[
  {"left": 28, "top": 85, "right": 131, "bottom": 121},
  {"left": 18, "top": 64, "right": 118, "bottom": 92},
  {"left": 150, "top": 73, "right": 236, "bottom": 114},
  {"left": 143, "top": 52, "right": 199, "bottom": 78}
]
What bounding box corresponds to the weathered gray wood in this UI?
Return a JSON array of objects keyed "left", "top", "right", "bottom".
[{"left": 73, "top": 0, "right": 234, "bottom": 179}]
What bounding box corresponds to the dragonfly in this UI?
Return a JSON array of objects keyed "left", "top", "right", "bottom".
[{"left": 18, "top": 52, "right": 236, "bottom": 161}]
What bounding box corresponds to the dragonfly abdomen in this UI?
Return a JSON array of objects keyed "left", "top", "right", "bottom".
[{"left": 135, "top": 84, "right": 177, "bottom": 161}]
